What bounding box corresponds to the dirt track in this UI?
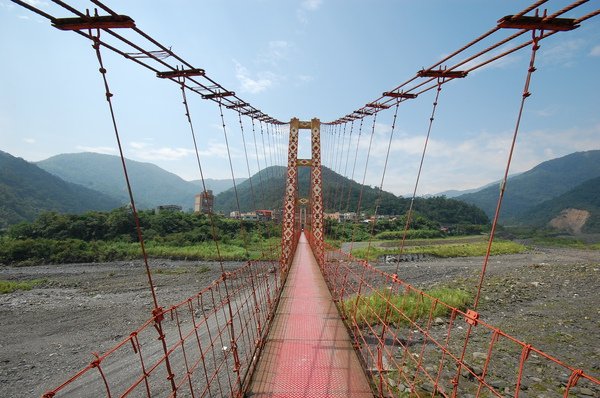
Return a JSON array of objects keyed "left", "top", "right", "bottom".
[{"left": 1, "top": 247, "right": 599, "bottom": 397}]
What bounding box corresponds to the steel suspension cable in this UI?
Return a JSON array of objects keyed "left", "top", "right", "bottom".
[
  {"left": 323, "top": 125, "right": 336, "bottom": 211},
  {"left": 348, "top": 113, "right": 378, "bottom": 252},
  {"left": 237, "top": 112, "right": 278, "bottom": 258},
  {"left": 329, "top": 124, "right": 337, "bottom": 166},
  {"left": 250, "top": 119, "right": 266, "bottom": 206},
  {"left": 179, "top": 80, "right": 246, "bottom": 393},
  {"left": 259, "top": 121, "right": 271, "bottom": 183},
  {"left": 332, "top": 123, "right": 348, "bottom": 201},
  {"left": 237, "top": 113, "right": 258, "bottom": 213},
  {"left": 336, "top": 121, "right": 355, "bottom": 215},
  {"left": 452, "top": 28, "right": 545, "bottom": 397},
  {"left": 90, "top": 30, "right": 178, "bottom": 394},
  {"left": 265, "top": 123, "right": 275, "bottom": 178},
  {"left": 218, "top": 102, "right": 251, "bottom": 258},
  {"left": 394, "top": 80, "right": 443, "bottom": 276},
  {"left": 338, "top": 118, "right": 365, "bottom": 242},
  {"left": 364, "top": 102, "right": 401, "bottom": 261},
  {"left": 473, "top": 29, "right": 543, "bottom": 311},
  {"left": 328, "top": 123, "right": 345, "bottom": 212},
  {"left": 359, "top": 103, "right": 401, "bottom": 393}
]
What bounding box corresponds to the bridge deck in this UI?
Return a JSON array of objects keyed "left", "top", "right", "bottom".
[{"left": 247, "top": 233, "right": 373, "bottom": 397}]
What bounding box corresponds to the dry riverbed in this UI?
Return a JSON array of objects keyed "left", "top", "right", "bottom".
[{"left": 1, "top": 247, "right": 599, "bottom": 397}]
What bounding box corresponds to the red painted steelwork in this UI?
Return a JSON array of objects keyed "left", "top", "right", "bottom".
[
  {"left": 309, "top": 118, "right": 325, "bottom": 266},
  {"left": 247, "top": 233, "right": 373, "bottom": 397},
  {"left": 319, "top": 242, "right": 600, "bottom": 397},
  {"left": 41, "top": 261, "right": 281, "bottom": 398},
  {"left": 280, "top": 119, "right": 300, "bottom": 272}
]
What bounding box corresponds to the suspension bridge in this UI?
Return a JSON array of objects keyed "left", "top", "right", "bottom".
[{"left": 8, "top": 0, "right": 600, "bottom": 397}]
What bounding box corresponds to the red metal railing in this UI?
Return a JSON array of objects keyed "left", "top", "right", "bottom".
[
  {"left": 42, "top": 260, "right": 281, "bottom": 398},
  {"left": 319, "top": 242, "right": 600, "bottom": 398}
]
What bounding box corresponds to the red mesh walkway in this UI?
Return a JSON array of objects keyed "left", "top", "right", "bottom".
[{"left": 247, "top": 233, "right": 373, "bottom": 397}]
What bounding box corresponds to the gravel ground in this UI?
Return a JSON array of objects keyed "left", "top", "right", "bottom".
[
  {"left": 372, "top": 247, "right": 600, "bottom": 397},
  {"left": 1, "top": 247, "right": 599, "bottom": 397}
]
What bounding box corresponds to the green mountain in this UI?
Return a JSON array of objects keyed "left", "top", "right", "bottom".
[
  {"left": 0, "top": 150, "right": 121, "bottom": 229},
  {"left": 457, "top": 150, "right": 600, "bottom": 223},
  {"left": 215, "top": 166, "right": 489, "bottom": 226},
  {"left": 521, "top": 176, "right": 600, "bottom": 233},
  {"left": 37, "top": 153, "right": 201, "bottom": 210}
]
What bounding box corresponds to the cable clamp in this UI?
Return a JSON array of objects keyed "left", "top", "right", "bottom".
[
  {"left": 465, "top": 309, "right": 479, "bottom": 326},
  {"left": 152, "top": 306, "right": 165, "bottom": 323}
]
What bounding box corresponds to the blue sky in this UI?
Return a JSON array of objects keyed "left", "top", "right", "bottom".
[{"left": 1, "top": 0, "right": 599, "bottom": 196}]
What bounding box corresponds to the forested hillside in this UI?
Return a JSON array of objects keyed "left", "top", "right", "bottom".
[
  {"left": 215, "top": 166, "right": 489, "bottom": 226},
  {"left": 457, "top": 150, "right": 600, "bottom": 222},
  {"left": 37, "top": 152, "right": 201, "bottom": 210},
  {"left": 0, "top": 151, "right": 120, "bottom": 229}
]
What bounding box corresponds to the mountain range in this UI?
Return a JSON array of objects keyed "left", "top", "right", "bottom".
[
  {"left": 456, "top": 150, "right": 600, "bottom": 228},
  {"left": 1, "top": 150, "right": 599, "bottom": 233},
  {"left": 36, "top": 153, "right": 241, "bottom": 210},
  {"left": 0, "top": 151, "right": 120, "bottom": 229},
  {"left": 214, "top": 166, "right": 489, "bottom": 226}
]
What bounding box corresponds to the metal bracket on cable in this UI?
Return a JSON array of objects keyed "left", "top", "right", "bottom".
[
  {"left": 418, "top": 68, "right": 468, "bottom": 79},
  {"left": 156, "top": 68, "right": 205, "bottom": 78},
  {"left": 465, "top": 309, "right": 479, "bottom": 326},
  {"left": 383, "top": 91, "right": 418, "bottom": 99},
  {"left": 366, "top": 102, "right": 390, "bottom": 109},
  {"left": 497, "top": 15, "right": 579, "bottom": 31},
  {"left": 52, "top": 14, "right": 135, "bottom": 30},
  {"left": 201, "top": 90, "right": 235, "bottom": 99},
  {"left": 226, "top": 101, "right": 250, "bottom": 109},
  {"left": 354, "top": 109, "right": 376, "bottom": 116}
]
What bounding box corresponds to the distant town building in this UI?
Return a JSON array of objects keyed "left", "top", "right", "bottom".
[
  {"left": 155, "top": 205, "right": 183, "bottom": 214},
  {"left": 271, "top": 209, "right": 282, "bottom": 224},
  {"left": 194, "top": 190, "right": 214, "bottom": 214},
  {"left": 229, "top": 209, "right": 280, "bottom": 222},
  {"left": 241, "top": 212, "right": 258, "bottom": 221},
  {"left": 256, "top": 210, "right": 272, "bottom": 222},
  {"left": 324, "top": 212, "right": 341, "bottom": 222}
]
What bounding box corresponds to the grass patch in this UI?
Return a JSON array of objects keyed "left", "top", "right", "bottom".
[
  {"left": 352, "top": 240, "right": 527, "bottom": 261},
  {"left": 0, "top": 236, "right": 281, "bottom": 266},
  {"left": 531, "top": 236, "right": 600, "bottom": 250},
  {"left": 0, "top": 279, "right": 46, "bottom": 294},
  {"left": 344, "top": 286, "right": 471, "bottom": 326},
  {"left": 375, "top": 229, "right": 444, "bottom": 240}
]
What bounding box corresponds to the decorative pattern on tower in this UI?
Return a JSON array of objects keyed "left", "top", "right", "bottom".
[
  {"left": 309, "top": 119, "right": 324, "bottom": 265},
  {"left": 280, "top": 118, "right": 324, "bottom": 270},
  {"left": 280, "top": 119, "right": 299, "bottom": 271}
]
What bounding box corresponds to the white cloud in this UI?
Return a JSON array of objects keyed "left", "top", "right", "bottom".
[
  {"left": 23, "top": 0, "right": 48, "bottom": 6},
  {"left": 539, "top": 39, "right": 585, "bottom": 67},
  {"left": 199, "top": 141, "right": 244, "bottom": 160},
  {"left": 234, "top": 61, "right": 274, "bottom": 94},
  {"left": 297, "top": 74, "right": 314, "bottom": 83},
  {"left": 297, "top": 0, "right": 322, "bottom": 24},
  {"left": 256, "top": 40, "right": 293, "bottom": 68},
  {"left": 129, "top": 144, "right": 194, "bottom": 161},
  {"left": 18, "top": 15, "right": 30, "bottom": 20},
  {"left": 344, "top": 123, "right": 600, "bottom": 195},
  {"left": 24, "top": 138, "right": 35, "bottom": 144},
  {"left": 130, "top": 141, "right": 149, "bottom": 150},
  {"left": 590, "top": 45, "right": 600, "bottom": 57},
  {"left": 76, "top": 146, "right": 117, "bottom": 155},
  {"left": 301, "top": 0, "right": 322, "bottom": 11}
]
